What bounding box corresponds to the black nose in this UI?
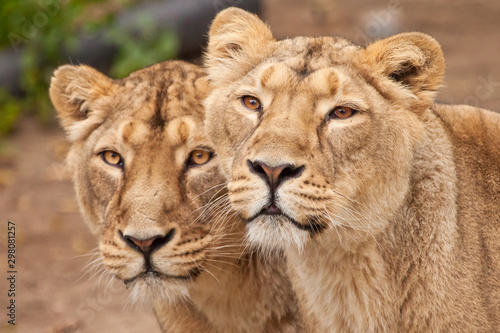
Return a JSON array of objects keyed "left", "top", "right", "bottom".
[
  {"left": 247, "top": 160, "right": 304, "bottom": 193},
  {"left": 120, "top": 229, "right": 175, "bottom": 254}
]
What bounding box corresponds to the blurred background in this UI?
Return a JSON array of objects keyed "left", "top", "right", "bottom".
[{"left": 0, "top": 0, "right": 498, "bottom": 332}]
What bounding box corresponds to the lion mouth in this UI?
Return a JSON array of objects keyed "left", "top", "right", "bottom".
[
  {"left": 262, "top": 204, "right": 282, "bottom": 215},
  {"left": 123, "top": 267, "right": 202, "bottom": 286},
  {"left": 248, "top": 204, "right": 325, "bottom": 234}
]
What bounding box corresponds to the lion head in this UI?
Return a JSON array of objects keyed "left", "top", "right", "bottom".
[
  {"left": 204, "top": 8, "right": 445, "bottom": 253},
  {"left": 50, "top": 61, "right": 235, "bottom": 303}
]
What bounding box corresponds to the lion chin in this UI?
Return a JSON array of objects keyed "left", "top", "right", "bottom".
[
  {"left": 125, "top": 273, "right": 190, "bottom": 306},
  {"left": 245, "top": 215, "right": 311, "bottom": 255}
]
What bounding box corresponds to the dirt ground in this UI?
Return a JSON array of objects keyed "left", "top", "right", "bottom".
[{"left": 0, "top": 0, "right": 499, "bottom": 332}]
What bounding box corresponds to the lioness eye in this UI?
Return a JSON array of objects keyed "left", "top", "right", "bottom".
[
  {"left": 101, "top": 151, "right": 124, "bottom": 168},
  {"left": 188, "top": 150, "right": 212, "bottom": 167},
  {"left": 329, "top": 106, "right": 356, "bottom": 120},
  {"left": 241, "top": 96, "right": 262, "bottom": 111}
]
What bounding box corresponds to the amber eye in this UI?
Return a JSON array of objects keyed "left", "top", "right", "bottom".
[
  {"left": 101, "top": 151, "right": 124, "bottom": 168},
  {"left": 241, "top": 96, "right": 262, "bottom": 111},
  {"left": 329, "top": 106, "right": 356, "bottom": 120},
  {"left": 187, "top": 150, "right": 212, "bottom": 167}
]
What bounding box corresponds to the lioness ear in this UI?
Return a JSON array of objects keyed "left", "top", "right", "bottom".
[
  {"left": 364, "top": 32, "right": 444, "bottom": 103},
  {"left": 49, "top": 64, "right": 114, "bottom": 141},
  {"left": 205, "top": 7, "right": 275, "bottom": 84}
]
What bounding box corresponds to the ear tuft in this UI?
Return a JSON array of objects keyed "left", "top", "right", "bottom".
[
  {"left": 49, "top": 64, "right": 113, "bottom": 137},
  {"left": 205, "top": 7, "right": 275, "bottom": 84},
  {"left": 365, "top": 32, "right": 445, "bottom": 103}
]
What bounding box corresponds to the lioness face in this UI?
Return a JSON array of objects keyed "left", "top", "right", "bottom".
[
  {"left": 50, "top": 62, "right": 231, "bottom": 303},
  {"left": 205, "top": 9, "right": 443, "bottom": 253}
]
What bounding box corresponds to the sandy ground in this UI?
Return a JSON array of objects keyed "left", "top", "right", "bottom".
[{"left": 0, "top": 0, "right": 499, "bottom": 332}]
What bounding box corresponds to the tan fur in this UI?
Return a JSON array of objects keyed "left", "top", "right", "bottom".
[
  {"left": 50, "top": 60, "right": 303, "bottom": 332},
  {"left": 204, "top": 8, "right": 500, "bottom": 332}
]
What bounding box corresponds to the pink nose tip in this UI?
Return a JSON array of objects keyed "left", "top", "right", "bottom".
[
  {"left": 121, "top": 229, "right": 176, "bottom": 254},
  {"left": 248, "top": 160, "right": 305, "bottom": 192},
  {"left": 128, "top": 236, "right": 159, "bottom": 250}
]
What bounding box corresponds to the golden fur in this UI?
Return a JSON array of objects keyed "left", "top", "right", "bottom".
[
  {"left": 204, "top": 8, "right": 500, "bottom": 332},
  {"left": 50, "top": 60, "right": 302, "bottom": 332}
]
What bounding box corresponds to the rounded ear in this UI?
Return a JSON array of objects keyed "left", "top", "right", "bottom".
[
  {"left": 364, "top": 32, "right": 445, "bottom": 103},
  {"left": 205, "top": 7, "right": 275, "bottom": 84},
  {"left": 49, "top": 64, "right": 114, "bottom": 141}
]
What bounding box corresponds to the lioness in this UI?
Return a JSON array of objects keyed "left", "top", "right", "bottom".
[
  {"left": 49, "top": 61, "right": 302, "bottom": 332},
  {"left": 204, "top": 8, "right": 500, "bottom": 332}
]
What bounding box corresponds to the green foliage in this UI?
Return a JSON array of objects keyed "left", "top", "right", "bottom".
[
  {"left": 0, "top": 0, "right": 178, "bottom": 137},
  {"left": 0, "top": 89, "right": 21, "bottom": 136},
  {"left": 109, "top": 13, "right": 179, "bottom": 78}
]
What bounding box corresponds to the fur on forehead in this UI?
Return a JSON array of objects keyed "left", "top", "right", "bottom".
[
  {"left": 206, "top": 8, "right": 445, "bottom": 110},
  {"left": 94, "top": 115, "right": 200, "bottom": 153},
  {"left": 50, "top": 61, "right": 208, "bottom": 143}
]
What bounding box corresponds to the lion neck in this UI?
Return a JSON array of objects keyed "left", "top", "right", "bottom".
[
  {"left": 285, "top": 109, "right": 459, "bottom": 332},
  {"left": 186, "top": 217, "right": 298, "bottom": 332}
]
